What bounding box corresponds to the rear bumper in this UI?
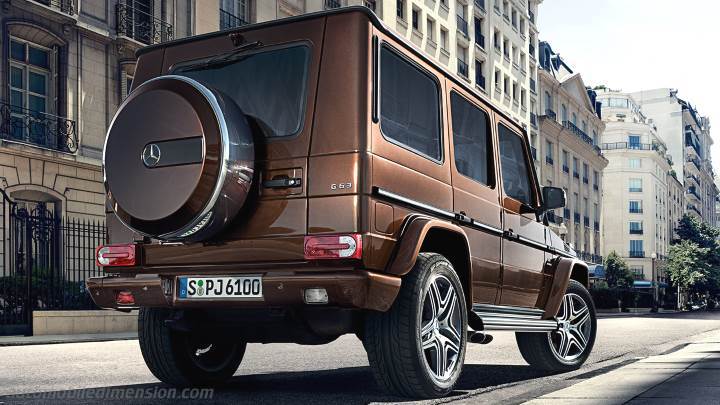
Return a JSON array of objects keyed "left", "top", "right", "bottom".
[{"left": 86, "top": 270, "right": 401, "bottom": 312}]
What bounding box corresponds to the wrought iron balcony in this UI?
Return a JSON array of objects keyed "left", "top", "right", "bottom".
[
  {"left": 629, "top": 207, "right": 643, "bottom": 214},
  {"left": 562, "top": 164, "right": 569, "bottom": 173},
  {"left": 542, "top": 109, "right": 556, "bottom": 120},
  {"left": 475, "top": 32, "right": 485, "bottom": 48},
  {"left": 629, "top": 250, "right": 645, "bottom": 258},
  {"left": 35, "top": 0, "right": 74, "bottom": 15},
  {"left": 116, "top": 3, "right": 174, "bottom": 45},
  {"left": 457, "top": 59, "right": 469, "bottom": 78},
  {"left": 325, "top": 0, "right": 342, "bottom": 9},
  {"left": 545, "top": 156, "right": 553, "bottom": 165},
  {"left": 629, "top": 228, "right": 643, "bottom": 235},
  {"left": 457, "top": 15, "right": 469, "bottom": 37},
  {"left": 573, "top": 171, "right": 580, "bottom": 179},
  {"left": 0, "top": 101, "right": 77, "bottom": 153},
  {"left": 220, "top": 8, "right": 249, "bottom": 29}
]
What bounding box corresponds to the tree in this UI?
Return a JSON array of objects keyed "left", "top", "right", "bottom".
[
  {"left": 665, "top": 240, "right": 710, "bottom": 293},
  {"left": 604, "top": 251, "right": 634, "bottom": 288},
  {"left": 674, "top": 214, "right": 719, "bottom": 249}
]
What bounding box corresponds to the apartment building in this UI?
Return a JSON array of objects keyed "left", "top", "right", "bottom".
[
  {"left": 535, "top": 42, "right": 607, "bottom": 264},
  {"left": 630, "top": 88, "right": 718, "bottom": 226},
  {"left": 596, "top": 90, "right": 676, "bottom": 283}
]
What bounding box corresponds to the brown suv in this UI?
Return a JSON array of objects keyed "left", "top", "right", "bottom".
[{"left": 89, "top": 7, "right": 596, "bottom": 398}]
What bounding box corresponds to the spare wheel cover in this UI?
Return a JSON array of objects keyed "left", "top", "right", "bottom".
[{"left": 103, "top": 75, "right": 254, "bottom": 241}]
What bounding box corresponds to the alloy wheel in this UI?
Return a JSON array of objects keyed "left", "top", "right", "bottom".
[
  {"left": 420, "top": 274, "right": 463, "bottom": 382},
  {"left": 548, "top": 292, "right": 592, "bottom": 362}
]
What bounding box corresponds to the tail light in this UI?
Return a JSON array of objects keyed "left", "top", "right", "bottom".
[
  {"left": 304, "top": 234, "right": 362, "bottom": 260},
  {"left": 96, "top": 244, "right": 137, "bottom": 267},
  {"left": 115, "top": 291, "right": 135, "bottom": 305}
]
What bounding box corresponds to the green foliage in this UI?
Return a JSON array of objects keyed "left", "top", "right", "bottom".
[
  {"left": 674, "top": 214, "right": 719, "bottom": 249},
  {"left": 666, "top": 241, "right": 709, "bottom": 290},
  {"left": 604, "top": 251, "right": 634, "bottom": 288},
  {"left": 668, "top": 214, "right": 720, "bottom": 296}
]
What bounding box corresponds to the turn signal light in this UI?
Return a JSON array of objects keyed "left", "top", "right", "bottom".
[
  {"left": 115, "top": 291, "right": 135, "bottom": 306},
  {"left": 96, "top": 244, "right": 137, "bottom": 267},
  {"left": 304, "top": 234, "right": 362, "bottom": 260}
]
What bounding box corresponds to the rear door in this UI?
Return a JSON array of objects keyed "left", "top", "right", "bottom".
[
  {"left": 496, "top": 119, "right": 548, "bottom": 308},
  {"left": 145, "top": 18, "right": 326, "bottom": 265},
  {"left": 446, "top": 88, "right": 503, "bottom": 304}
]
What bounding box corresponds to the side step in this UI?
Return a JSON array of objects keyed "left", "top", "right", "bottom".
[{"left": 470, "top": 304, "right": 559, "bottom": 333}]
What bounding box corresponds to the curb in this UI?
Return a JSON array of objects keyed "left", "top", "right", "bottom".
[{"left": 0, "top": 333, "right": 137, "bottom": 347}]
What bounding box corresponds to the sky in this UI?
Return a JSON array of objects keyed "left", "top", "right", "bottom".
[{"left": 539, "top": 0, "right": 720, "bottom": 174}]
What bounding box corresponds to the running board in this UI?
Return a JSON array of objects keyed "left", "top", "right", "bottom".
[{"left": 471, "top": 304, "right": 559, "bottom": 333}]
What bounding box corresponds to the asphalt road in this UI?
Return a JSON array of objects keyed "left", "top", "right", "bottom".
[{"left": 1, "top": 311, "right": 720, "bottom": 404}]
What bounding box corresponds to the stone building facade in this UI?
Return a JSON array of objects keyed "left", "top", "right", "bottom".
[
  {"left": 536, "top": 41, "right": 607, "bottom": 264},
  {"left": 595, "top": 90, "right": 677, "bottom": 283}
]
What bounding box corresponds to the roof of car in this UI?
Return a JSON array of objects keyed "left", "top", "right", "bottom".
[{"left": 136, "top": 6, "right": 525, "bottom": 134}]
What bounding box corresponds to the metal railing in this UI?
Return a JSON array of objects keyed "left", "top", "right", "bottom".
[
  {"left": 116, "top": 3, "right": 174, "bottom": 45},
  {"left": 457, "top": 15, "right": 469, "bottom": 37},
  {"left": 687, "top": 187, "right": 702, "bottom": 201},
  {"left": 582, "top": 176, "right": 589, "bottom": 184},
  {"left": 325, "top": 0, "right": 341, "bottom": 9},
  {"left": 686, "top": 156, "right": 702, "bottom": 171},
  {"left": 579, "top": 252, "right": 602, "bottom": 264},
  {"left": 629, "top": 228, "right": 644, "bottom": 235},
  {"left": 573, "top": 171, "right": 580, "bottom": 179},
  {"left": 219, "top": 8, "right": 249, "bottom": 29},
  {"left": 475, "top": 32, "right": 485, "bottom": 48},
  {"left": 562, "top": 164, "right": 569, "bottom": 173},
  {"left": 564, "top": 121, "right": 602, "bottom": 156},
  {"left": 545, "top": 156, "right": 553, "bottom": 165},
  {"left": 543, "top": 109, "right": 556, "bottom": 120},
  {"left": 0, "top": 101, "right": 77, "bottom": 153},
  {"left": 629, "top": 207, "right": 643, "bottom": 214},
  {"left": 594, "top": 221, "right": 600, "bottom": 230},
  {"left": 687, "top": 204, "right": 702, "bottom": 216},
  {"left": 686, "top": 173, "right": 701, "bottom": 187},
  {"left": 629, "top": 250, "right": 645, "bottom": 258},
  {"left": 35, "top": 0, "right": 74, "bottom": 15},
  {"left": 457, "top": 59, "right": 469, "bottom": 78}
]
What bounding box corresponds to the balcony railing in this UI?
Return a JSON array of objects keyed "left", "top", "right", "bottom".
[
  {"left": 582, "top": 177, "right": 589, "bottom": 184},
  {"left": 35, "top": 0, "right": 74, "bottom": 15},
  {"left": 457, "top": 15, "right": 469, "bottom": 37},
  {"left": 475, "top": 32, "right": 485, "bottom": 48},
  {"left": 116, "top": 3, "right": 174, "bottom": 45},
  {"left": 545, "top": 156, "right": 553, "bottom": 165},
  {"left": 686, "top": 173, "right": 701, "bottom": 187},
  {"left": 563, "top": 121, "right": 602, "bottom": 156},
  {"left": 687, "top": 187, "right": 702, "bottom": 201},
  {"left": 594, "top": 221, "right": 600, "bottom": 230},
  {"left": 476, "top": 73, "right": 486, "bottom": 90},
  {"left": 629, "top": 207, "right": 643, "bottom": 214},
  {"left": 543, "top": 109, "right": 556, "bottom": 120},
  {"left": 220, "top": 8, "right": 249, "bottom": 29},
  {"left": 573, "top": 171, "right": 580, "bottom": 179},
  {"left": 579, "top": 252, "right": 603, "bottom": 264},
  {"left": 562, "top": 164, "right": 569, "bottom": 173},
  {"left": 687, "top": 204, "right": 702, "bottom": 216},
  {"left": 457, "top": 59, "right": 469, "bottom": 78},
  {"left": 325, "top": 0, "right": 341, "bottom": 9},
  {"left": 0, "top": 101, "right": 77, "bottom": 153},
  {"left": 686, "top": 156, "right": 702, "bottom": 171},
  {"left": 593, "top": 183, "right": 599, "bottom": 191},
  {"left": 629, "top": 250, "right": 645, "bottom": 258},
  {"left": 629, "top": 228, "right": 643, "bottom": 235}
]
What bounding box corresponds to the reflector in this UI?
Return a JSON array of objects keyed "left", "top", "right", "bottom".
[
  {"left": 304, "top": 234, "right": 362, "bottom": 260},
  {"left": 96, "top": 244, "right": 137, "bottom": 267}
]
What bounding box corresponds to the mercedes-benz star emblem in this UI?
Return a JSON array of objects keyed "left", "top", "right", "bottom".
[{"left": 142, "top": 143, "right": 161, "bottom": 167}]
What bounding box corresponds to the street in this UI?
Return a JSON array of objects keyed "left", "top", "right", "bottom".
[{"left": 1, "top": 311, "right": 720, "bottom": 404}]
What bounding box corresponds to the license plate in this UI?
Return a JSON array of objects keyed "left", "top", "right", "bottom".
[{"left": 177, "top": 276, "right": 262, "bottom": 299}]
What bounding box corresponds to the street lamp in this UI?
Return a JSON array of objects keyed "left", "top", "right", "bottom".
[{"left": 650, "top": 252, "right": 658, "bottom": 313}]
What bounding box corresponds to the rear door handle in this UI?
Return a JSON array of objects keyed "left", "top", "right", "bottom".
[{"left": 263, "top": 177, "right": 302, "bottom": 189}]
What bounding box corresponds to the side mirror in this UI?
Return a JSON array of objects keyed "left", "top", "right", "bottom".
[{"left": 542, "top": 186, "right": 566, "bottom": 211}]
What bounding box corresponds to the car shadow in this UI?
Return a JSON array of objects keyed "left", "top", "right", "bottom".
[{"left": 0, "top": 364, "right": 558, "bottom": 405}]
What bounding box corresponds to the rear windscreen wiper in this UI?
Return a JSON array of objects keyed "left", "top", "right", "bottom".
[{"left": 194, "top": 41, "right": 263, "bottom": 69}]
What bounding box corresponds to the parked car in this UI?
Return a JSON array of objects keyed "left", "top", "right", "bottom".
[{"left": 88, "top": 7, "right": 597, "bottom": 398}]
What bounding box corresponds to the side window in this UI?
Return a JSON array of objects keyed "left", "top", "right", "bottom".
[
  {"left": 498, "top": 124, "right": 534, "bottom": 205},
  {"left": 450, "top": 92, "right": 493, "bottom": 187},
  {"left": 380, "top": 46, "right": 442, "bottom": 161}
]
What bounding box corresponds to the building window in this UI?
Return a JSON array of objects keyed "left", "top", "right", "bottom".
[
  {"left": 562, "top": 150, "right": 569, "bottom": 172},
  {"left": 561, "top": 104, "right": 567, "bottom": 122},
  {"left": 593, "top": 170, "right": 599, "bottom": 189},
  {"left": 629, "top": 178, "right": 642, "bottom": 192},
  {"left": 629, "top": 240, "right": 644, "bottom": 257},
  {"left": 427, "top": 18, "right": 435, "bottom": 42},
  {"left": 397, "top": 0, "right": 405, "bottom": 19},
  {"left": 451, "top": 92, "right": 493, "bottom": 186},
  {"left": 572, "top": 157, "right": 579, "bottom": 177},
  {"left": 220, "top": 0, "right": 250, "bottom": 28},
  {"left": 630, "top": 265, "right": 644, "bottom": 280},
  {"left": 380, "top": 46, "right": 441, "bottom": 161},
  {"left": 503, "top": 75, "right": 509, "bottom": 94},
  {"left": 572, "top": 112, "right": 577, "bottom": 125},
  {"left": 440, "top": 27, "right": 449, "bottom": 50},
  {"left": 630, "top": 221, "right": 643, "bottom": 234},
  {"left": 629, "top": 158, "right": 641, "bottom": 169},
  {"left": 544, "top": 91, "right": 552, "bottom": 112},
  {"left": 592, "top": 130, "right": 598, "bottom": 145},
  {"left": 545, "top": 140, "right": 553, "bottom": 164},
  {"left": 629, "top": 200, "right": 642, "bottom": 213},
  {"left": 582, "top": 163, "right": 589, "bottom": 183},
  {"left": 412, "top": 6, "right": 420, "bottom": 31},
  {"left": 628, "top": 135, "right": 641, "bottom": 149},
  {"left": 9, "top": 37, "right": 52, "bottom": 143}
]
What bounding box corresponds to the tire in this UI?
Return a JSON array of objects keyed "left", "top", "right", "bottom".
[
  {"left": 364, "top": 252, "right": 468, "bottom": 398},
  {"left": 516, "top": 279, "right": 597, "bottom": 371},
  {"left": 138, "top": 307, "right": 246, "bottom": 386}
]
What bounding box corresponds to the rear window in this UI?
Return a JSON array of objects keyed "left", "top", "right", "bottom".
[
  {"left": 173, "top": 45, "right": 310, "bottom": 138},
  {"left": 380, "top": 46, "right": 441, "bottom": 161}
]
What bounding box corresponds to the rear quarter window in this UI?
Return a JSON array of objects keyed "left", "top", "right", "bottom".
[{"left": 379, "top": 46, "right": 442, "bottom": 161}]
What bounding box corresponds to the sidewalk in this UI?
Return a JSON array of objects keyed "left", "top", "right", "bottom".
[
  {"left": 0, "top": 331, "right": 137, "bottom": 346},
  {"left": 597, "top": 309, "right": 682, "bottom": 318},
  {"left": 525, "top": 330, "right": 720, "bottom": 404}
]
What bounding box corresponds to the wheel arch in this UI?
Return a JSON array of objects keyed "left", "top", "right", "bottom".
[
  {"left": 542, "top": 257, "right": 589, "bottom": 319},
  {"left": 386, "top": 215, "right": 473, "bottom": 307}
]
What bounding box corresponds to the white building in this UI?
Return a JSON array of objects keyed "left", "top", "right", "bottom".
[
  {"left": 536, "top": 42, "right": 607, "bottom": 264},
  {"left": 596, "top": 90, "right": 677, "bottom": 283},
  {"left": 630, "top": 89, "right": 718, "bottom": 225}
]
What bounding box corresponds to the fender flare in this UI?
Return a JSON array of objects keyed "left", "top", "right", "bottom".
[
  {"left": 386, "top": 215, "right": 472, "bottom": 277},
  {"left": 542, "top": 257, "right": 589, "bottom": 319}
]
